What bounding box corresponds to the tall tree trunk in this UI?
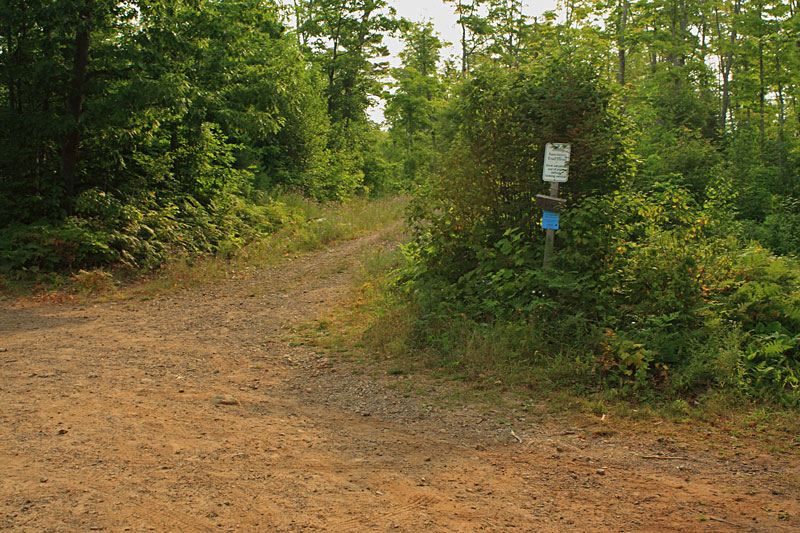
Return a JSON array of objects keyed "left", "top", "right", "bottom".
[
  {"left": 60, "top": 25, "right": 90, "bottom": 214},
  {"left": 341, "top": 4, "right": 374, "bottom": 128},
  {"left": 776, "top": 53, "right": 785, "bottom": 171},
  {"left": 617, "top": 0, "right": 628, "bottom": 86},
  {"left": 4, "top": 31, "right": 20, "bottom": 112},
  {"left": 292, "top": 0, "right": 305, "bottom": 47},
  {"left": 714, "top": 1, "right": 740, "bottom": 131},
  {"left": 667, "top": 0, "right": 686, "bottom": 67},
  {"left": 460, "top": 1, "right": 468, "bottom": 76},
  {"left": 323, "top": 1, "right": 346, "bottom": 118},
  {"left": 326, "top": 33, "right": 341, "bottom": 116},
  {"left": 758, "top": 38, "right": 765, "bottom": 163},
  {"left": 678, "top": 0, "right": 688, "bottom": 67},
  {"left": 430, "top": 129, "right": 438, "bottom": 172}
]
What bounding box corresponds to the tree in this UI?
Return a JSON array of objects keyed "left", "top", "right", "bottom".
[
  {"left": 295, "top": 0, "right": 397, "bottom": 128},
  {"left": 385, "top": 22, "right": 445, "bottom": 183},
  {"left": 0, "top": 0, "right": 347, "bottom": 272},
  {"left": 421, "top": 59, "right": 631, "bottom": 253},
  {"left": 444, "top": 0, "right": 490, "bottom": 75},
  {"left": 484, "top": 0, "right": 530, "bottom": 66},
  {"left": 0, "top": 0, "right": 139, "bottom": 221}
]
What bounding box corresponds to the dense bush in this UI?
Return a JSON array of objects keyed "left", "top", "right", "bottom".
[
  {"left": 402, "top": 179, "right": 800, "bottom": 404},
  {"left": 748, "top": 198, "right": 800, "bottom": 258},
  {"left": 404, "top": 60, "right": 632, "bottom": 298},
  {"left": 0, "top": 187, "right": 305, "bottom": 275},
  {"left": 399, "top": 57, "right": 800, "bottom": 404}
]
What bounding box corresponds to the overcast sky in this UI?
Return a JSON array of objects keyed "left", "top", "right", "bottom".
[
  {"left": 387, "top": 0, "right": 559, "bottom": 61},
  {"left": 373, "top": 0, "right": 560, "bottom": 122}
]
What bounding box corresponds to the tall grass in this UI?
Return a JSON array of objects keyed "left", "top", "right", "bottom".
[{"left": 245, "top": 194, "right": 406, "bottom": 260}]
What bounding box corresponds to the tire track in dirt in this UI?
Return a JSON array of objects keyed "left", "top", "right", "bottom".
[
  {"left": 331, "top": 494, "right": 441, "bottom": 530},
  {"left": 2, "top": 227, "right": 800, "bottom": 531}
]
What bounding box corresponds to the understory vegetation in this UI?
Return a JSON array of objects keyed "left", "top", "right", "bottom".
[{"left": 4, "top": 194, "right": 406, "bottom": 298}]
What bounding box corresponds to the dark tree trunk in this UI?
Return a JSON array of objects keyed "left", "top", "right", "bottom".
[
  {"left": 431, "top": 129, "right": 438, "bottom": 172},
  {"left": 715, "top": 1, "right": 740, "bottom": 131},
  {"left": 460, "top": 5, "right": 468, "bottom": 76},
  {"left": 758, "top": 37, "right": 765, "bottom": 162},
  {"left": 776, "top": 53, "right": 785, "bottom": 171},
  {"left": 60, "top": 26, "right": 90, "bottom": 213},
  {"left": 617, "top": 0, "right": 628, "bottom": 86}
]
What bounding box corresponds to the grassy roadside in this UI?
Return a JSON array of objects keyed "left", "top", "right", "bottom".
[
  {"left": 301, "top": 232, "right": 800, "bottom": 461},
  {"left": 0, "top": 195, "right": 408, "bottom": 303}
]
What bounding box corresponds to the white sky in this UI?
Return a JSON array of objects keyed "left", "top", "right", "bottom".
[
  {"left": 386, "top": 0, "right": 559, "bottom": 60},
  {"left": 373, "top": 0, "right": 560, "bottom": 122}
]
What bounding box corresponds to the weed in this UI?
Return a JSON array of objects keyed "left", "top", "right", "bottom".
[
  {"left": 70, "top": 269, "right": 117, "bottom": 295},
  {"left": 586, "top": 399, "right": 607, "bottom": 416}
]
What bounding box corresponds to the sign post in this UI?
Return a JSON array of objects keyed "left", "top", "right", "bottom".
[{"left": 539, "top": 143, "right": 570, "bottom": 267}]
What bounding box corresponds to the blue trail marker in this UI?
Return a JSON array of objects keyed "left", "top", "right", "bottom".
[{"left": 542, "top": 210, "right": 559, "bottom": 230}]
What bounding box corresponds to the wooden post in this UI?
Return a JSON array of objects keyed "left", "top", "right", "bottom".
[
  {"left": 543, "top": 181, "right": 559, "bottom": 268},
  {"left": 540, "top": 142, "right": 570, "bottom": 268}
]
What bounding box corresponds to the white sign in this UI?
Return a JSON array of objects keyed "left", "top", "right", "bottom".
[{"left": 542, "top": 143, "right": 571, "bottom": 182}]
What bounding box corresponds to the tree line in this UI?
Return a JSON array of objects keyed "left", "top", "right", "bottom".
[
  {"left": 0, "top": 0, "right": 399, "bottom": 271},
  {"left": 387, "top": 0, "right": 799, "bottom": 212},
  {"left": 2, "top": 0, "right": 797, "bottom": 268}
]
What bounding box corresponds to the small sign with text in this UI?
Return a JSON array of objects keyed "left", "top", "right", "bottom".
[{"left": 542, "top": 143, "right": 571, "bottom": 183}]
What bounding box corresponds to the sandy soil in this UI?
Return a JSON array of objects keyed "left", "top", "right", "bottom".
[{"left": 1, "top": 230, "right": 799, "bottom": 532}]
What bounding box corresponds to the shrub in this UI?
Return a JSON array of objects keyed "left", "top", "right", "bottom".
[{"left": 402, "top": 178, "right": 800, "bottom": 404}]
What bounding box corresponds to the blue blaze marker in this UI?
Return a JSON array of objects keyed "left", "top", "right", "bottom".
[{"left": 542, "top": 210, "right": 559, "bottom": 230}]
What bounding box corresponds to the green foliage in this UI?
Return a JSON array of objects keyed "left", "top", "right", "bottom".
[
  {"left": 403, "top": 170, "right": 800, "bottom": 404},
  {"left": 294, "top": 0, "right": 397, "bottom": 127},
  {"left": 0, "top": 0, "right": 386, "bottom": 277},
  {"left": 403, "top": 58, "right": 632, "bottom": 303},
  {"left": 754, "top": 198, "right": 800, "bottom": 258},
  {"left": 3, "top": 0, "right": 800, "bottom": 414},
  {"left": 0, "top": 220, "right": 118, "bottom": 274},
  {"left": 396, "top": 0, "right": 800, "bottom": 406},
  {"left": 0, "top": 188, "right": 280, "bottom": 275},
  {"left": 716, "top": 248, "right": 800, "bottom": 402},
  {"left": 384, "top": 21, "right": 446, "bottom": 187}
]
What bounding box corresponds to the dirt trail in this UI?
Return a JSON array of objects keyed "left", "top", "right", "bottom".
[{"left": 1, "top": 230, "right": 799, "bottom": 532}]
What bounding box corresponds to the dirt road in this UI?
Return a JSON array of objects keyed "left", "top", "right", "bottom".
[{"left": 1, "top": 230, "right": 799, "bottom": 531}]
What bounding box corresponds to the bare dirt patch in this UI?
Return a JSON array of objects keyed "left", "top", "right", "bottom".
[{"left": 1, "top": 230, "right": 799, "bottom": 531}]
